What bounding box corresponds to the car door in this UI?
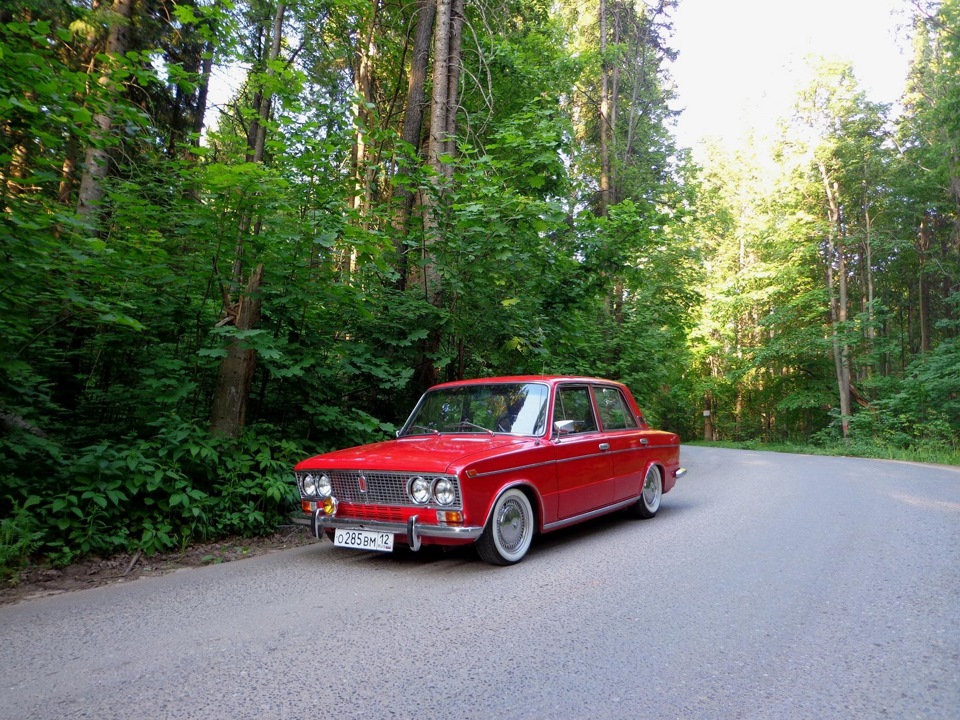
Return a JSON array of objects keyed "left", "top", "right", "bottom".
[
  {"left": 553, "top": 384, "right": 615, "bottom": 518},
  {"left": 593, "top": 384, "right": 650, "bottom": 502}
]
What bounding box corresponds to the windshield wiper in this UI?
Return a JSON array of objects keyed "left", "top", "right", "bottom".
[
  {"left": 446, "top": 421, "right": 494, "bottom": 435},
  {"left": 404, "top": 424, "right": 439, "bottom": 436}
]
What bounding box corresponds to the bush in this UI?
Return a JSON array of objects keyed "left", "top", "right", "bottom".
[
  {"left": 0, "top": 498, "right": 44, "bottom": 582},
  {"left": 1, "top": 416, "right": 306, "bottom": 576}
]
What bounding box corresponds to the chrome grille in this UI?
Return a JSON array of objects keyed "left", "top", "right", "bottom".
[{"left": 296, "top": 469, "right": 462, "bottom": 509}]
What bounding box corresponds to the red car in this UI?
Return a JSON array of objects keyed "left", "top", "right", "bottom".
[{"left": 294, "top": 376, "right": 685, "bottom": 565}]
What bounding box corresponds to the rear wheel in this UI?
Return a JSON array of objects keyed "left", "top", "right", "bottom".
[
  {"left": 630, "top": 465, "right": 662, "bottom": 519},
  {"left": 476, "top": 488, "right": 534, "bottom": 565}
]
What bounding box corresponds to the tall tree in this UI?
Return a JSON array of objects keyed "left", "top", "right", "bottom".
[
  {"left": 209, "top": 1, "right": 286, "bottom": 438},
  {"left": 407, "top": 0, "right": 464, "bottom": 388},
  {"left": 900, "top": 0, "right": 960, "bottom": 328},
  {"left": 789, "top": 62, "right": 893, "bottom": 438},
  {"left": 76, "top": 0, "right": 135, "bottom": 222},
  {"left": 393, "top": 0, "right": 436, "bottom": 279}
]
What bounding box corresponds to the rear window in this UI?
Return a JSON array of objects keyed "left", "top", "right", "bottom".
[{"left": 595, "top": 386, "right": 638, "bottom": 430}]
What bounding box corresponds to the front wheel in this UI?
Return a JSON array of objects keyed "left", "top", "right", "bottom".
[
  {"left": 476, "top": 488, "right": 534, "bottom": 565},
  {"left": 629, "top": 465, "right": 662, "bottom": 519}
]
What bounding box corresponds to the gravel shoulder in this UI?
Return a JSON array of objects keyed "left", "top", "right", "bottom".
[{"left": 0, "top": 524, "right": 316, "bottom": 606}]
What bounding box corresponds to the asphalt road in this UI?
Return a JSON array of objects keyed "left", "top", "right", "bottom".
[{"left": 2, "top": 446, "right": 958, "bottom": 719}]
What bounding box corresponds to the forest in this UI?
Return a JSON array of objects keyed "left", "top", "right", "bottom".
[{"left": 1, "top": 0, "right": 958, "bottom": 574}]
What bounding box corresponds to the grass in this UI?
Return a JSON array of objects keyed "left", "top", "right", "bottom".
[{"left": 685, "top": 439, "right": 960, "bottom": 466}]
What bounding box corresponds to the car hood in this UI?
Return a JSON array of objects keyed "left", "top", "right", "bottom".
[{"left": 294, "top": 435, "right": 536, "bottom": 475}]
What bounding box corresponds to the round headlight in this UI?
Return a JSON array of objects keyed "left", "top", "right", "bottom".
[
  {"left": 433, "top": 478, "right": 456, "bottom": 506},
  {"left": 302, "top": 473, "right": 318, "bottom": 497},
  {"left": 317, "top": 474, "right": 332, "bottom": 498},
  {"left": 410, "top": 476, "right": 431, "bottom": 504}
]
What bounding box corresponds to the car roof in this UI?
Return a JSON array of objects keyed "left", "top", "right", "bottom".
[{"left": 429, "top": 375, "right": 625, "bottom": 389}]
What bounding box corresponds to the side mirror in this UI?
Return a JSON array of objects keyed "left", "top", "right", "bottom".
[{"left": 553, "top": 419, "right": 576, "bottom": 438}]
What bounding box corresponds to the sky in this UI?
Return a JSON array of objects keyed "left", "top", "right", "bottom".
[{"left": 668, "top": 0, "right": 914, "bottom": 151}]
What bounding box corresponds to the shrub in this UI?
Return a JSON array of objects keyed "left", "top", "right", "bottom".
[{"left": 1, "top": 416, "right": 307, "bottom": 577}]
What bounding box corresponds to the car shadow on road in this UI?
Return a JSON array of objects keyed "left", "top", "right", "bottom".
[
  {"left": 321, "top": 499, "right": 697, "bottom": 570},
  {"left": 531, "top": 503, "right": 684, "bottom": 553}
]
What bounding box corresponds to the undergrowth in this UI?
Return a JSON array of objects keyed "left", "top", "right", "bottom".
[{"left": 0, "top": 416, "right": 311, "bottom": 583}]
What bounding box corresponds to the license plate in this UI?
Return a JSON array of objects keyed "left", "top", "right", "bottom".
[{"left": 333, "top": 529, "right": 394, "bottom": 552}]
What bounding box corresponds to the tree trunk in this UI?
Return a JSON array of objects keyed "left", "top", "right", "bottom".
[
  {"left": 409, "top": 0, "right": 462, "bottom": 298},
  {"left": 703, "top": 392, "right": 714, "bottom": 442},
  {"left": 76, "top": 0, "right": 135, "bottom": 222},
  {"left": 917, "top": 215, "right": 932, "bottom": 354},
  {"left": 209, "top": 4, "right": 284, "bottom": 438},
  {"left": 598, "top": 0, "right": 611, "bottom": 217},
  {"left": 253, "top": 3, "right": 285, "bottom": 164},
  {"left": 401, "top": 0, "right": 436, "bottom": 153},
  {"left": 427, "top": 0, "right": 452, "bottom": 175},
  {"left": 441, "top": 0, "right": 464, "bottom": 167},
  {"left": 345, "top": 0, "right": 380, "bottom": 279},
  {"left": 58, "top": 135, "right": 80, "bottom": 205},
  {"left": 819, "top": 163, "right": 852, "bottom": 439},
  {"left": 862, "top": 203, "right": 878, "bottom": 381},
  {"left": 192, "top": 44, "right": 215, "bottom": 141},
  {"left": 2, "top": 138, "right": 29, "bottom": 203},
  {"left": 210, "top": 265, "right": 265, "bottom": 438},
  {"left": 408, "top": 0, "right": 464, "bottom": 390},
  {"left": 951, "top": 172, "right": 960, "bottom": 271},
  {"left": 393, "top": 0, "right": 437, "bottom": 282}
]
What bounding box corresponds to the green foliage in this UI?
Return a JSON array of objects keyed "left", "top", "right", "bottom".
[
  {"left": 2, "top": 0, "right": 957, "bottom": 580},
  {"left": 829, "top": 299, "right": 960, "bottom": 455},
  {"left": 1, "top": 417, "right": 305, "bottom": 574},
  {"left": 0, "top": 498, "right": 44, "bottom": 582}
]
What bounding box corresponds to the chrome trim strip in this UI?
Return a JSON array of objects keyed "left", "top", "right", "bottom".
[
  {"left": 471, "top": 459, "right": 555, "bottom": 478},
  {"left": 469, "top": 444, "right": 676, "bottom": 478},
  {"left": 312, "top": 509, "right": 483, "bottom": 544},
  {"left": 605, "top": 445, "right": 674, "bottom": 456},
  {"left": 542, "top": 496, "right": 640, "bottom": 532},
  {"left": 555, "top": 453, "right": 609, "bottom": 465}
]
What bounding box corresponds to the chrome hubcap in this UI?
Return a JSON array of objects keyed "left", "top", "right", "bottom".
[
  {"left": 643, "top": 470, "right": 660, "bottom": 507},
  {"left": 497, "top": 498, "right": 525, "bottom": 550}
]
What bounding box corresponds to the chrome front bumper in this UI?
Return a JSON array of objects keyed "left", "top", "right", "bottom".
[{"left": 305, "top": 509, "right": 483, "bottom": 551}]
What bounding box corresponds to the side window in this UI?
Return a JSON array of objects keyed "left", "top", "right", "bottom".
[
  {"left": 554, "top": 386, "right": 598, "bottom": 434},
  {"left": 595, "top": 387, "right": 638, "bottom": 430}
]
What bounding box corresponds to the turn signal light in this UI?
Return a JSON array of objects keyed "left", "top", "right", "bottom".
[
  {"left": 436, "top": 511, "right": 463, "bottom": 524},
  {"left": 302, "top": 500, "right": 316, "bottom": 514}
]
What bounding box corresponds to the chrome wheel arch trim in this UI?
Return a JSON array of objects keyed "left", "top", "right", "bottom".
[{"left": 478, "top": 480, "right": 545, "bottom": 534}]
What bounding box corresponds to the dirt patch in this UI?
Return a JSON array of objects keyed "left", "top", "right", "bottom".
[{"left": 0, "top": 524, "right": 317, "bottom": 607}]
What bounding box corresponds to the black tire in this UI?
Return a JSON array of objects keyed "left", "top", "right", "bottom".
[
  {"left": 629, "top": 464, "right": 662, "bottom": 519},
  {"left": 476, "top": 488, "right": 535, "bottom": 565}
]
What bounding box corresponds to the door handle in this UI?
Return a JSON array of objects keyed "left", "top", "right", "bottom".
[
  {"left": 599, "top": 443, "right": 610, "bottom": 451},
  {"left": 640, "top": 438, "right": 649, "bottom": 446}
]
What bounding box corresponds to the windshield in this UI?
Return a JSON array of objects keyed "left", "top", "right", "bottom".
[{"left": 400, "top": 383, "right": 549, "bottom": 437}]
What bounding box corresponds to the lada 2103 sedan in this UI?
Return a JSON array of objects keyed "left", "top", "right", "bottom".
[{"left": 293, "top": 376, "right": 686, "bottom": 565}]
